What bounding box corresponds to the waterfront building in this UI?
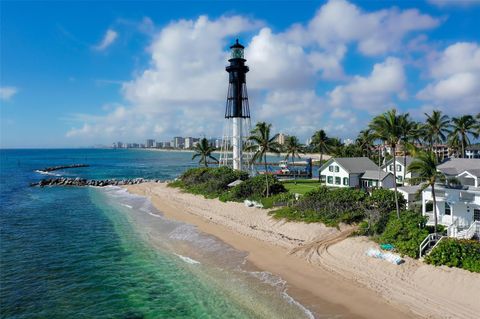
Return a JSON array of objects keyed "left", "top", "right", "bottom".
[
  {"left": 319, "top": 157, "right": 395, "bottom": 190},
  {"left": 173, "top": 137, "right": 185, "bottom": 149},
  {"left": 466, "top": 144, "right": 480, "bottom": 159},
  {"left": 184, "top": 137, "right": 193, "bottom": 149},
  {"left": 146, "top": 139, "right": 155, "bottom": 148},
  {"left": 421, "top": 158, "right": 480, "bottom": 239},
  {"left": 275, "top": 133, "right": 288, "bottom": 145},
  {"left": 382, "top": 156, "right": 417, "bottom": 185}
]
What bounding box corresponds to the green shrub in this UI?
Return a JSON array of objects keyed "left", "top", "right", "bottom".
[
  {"left": 270, "top": 186, "right": 367, "bottom": 226},
  {"left": 424, "top": 239, "right": 480, "bottom": 273},
  {"left": 377, "top": 210, "right": 428, "bottom": 258},
  {"left": 260, "top": 192, "right": 297, "bottom": 209},
  {"left": 361, "top": 189, "right": 406, "bottom": 236},
  {"left": 171, "top": 167, "right": 248, "bottom": 198},
  {"left": 228, "top": 175, "right": 286, "bottom": 201}
]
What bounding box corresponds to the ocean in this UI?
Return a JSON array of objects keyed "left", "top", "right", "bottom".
[{"left": 0, "top": 149, "right": 314, "bottom": 319}]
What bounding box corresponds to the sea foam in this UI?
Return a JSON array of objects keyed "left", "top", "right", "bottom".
[{"left": 174, "top": 253, "right": 201, "bottom": 265}]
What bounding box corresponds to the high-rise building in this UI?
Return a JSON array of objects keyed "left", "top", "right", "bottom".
[
  {"left": 117, "top": 141, "right": 123, "bottom": 148},
  {"left": 173, "top": 137, "right": 184, "bottom": 149},
  {"left": 184, "top": 137, "right": 193, "bottom": 149},
  {"left": 146, "top": 139, "right": 155, "bottom": 148},
  {"left": 155, "top": 142, "right": 162, "bottom": 148},
  {"left": 275, "top": 133, "right": 288, "bottom": 145},
  {"left": 163, "top": 141, "right": 171, "bottom": 148}
]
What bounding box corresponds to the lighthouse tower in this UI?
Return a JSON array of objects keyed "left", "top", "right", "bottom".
[{"left": 219, "top": 39, "right": 252, "bottom": 172}]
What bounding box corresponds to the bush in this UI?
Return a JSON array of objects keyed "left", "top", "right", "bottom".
[
  {"left": 171, "top": 167, "right": 248, "bottom": 198},
  {"left": 228, "top": 174, "right": 287, "bottom": 201},
  {"left": 424, "top": 239, "right": 480, "bottom": 273},
  {"left": 270, "top": 186, "right": 367, "bottom": 226},
  {"left": 377, "top": 210, "right": 428, "bottom": 258},
  {"left": 361, "top": 189, "right": 406, "bottom": 236}
]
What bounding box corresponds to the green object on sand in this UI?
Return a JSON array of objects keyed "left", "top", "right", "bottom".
[{"left": 380, "top": 244, "right": 394, "bottom": 251}]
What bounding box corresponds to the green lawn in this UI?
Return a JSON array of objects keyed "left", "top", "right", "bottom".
[{"left": 281, "top": 179, "right": 321, "bottom": 195}]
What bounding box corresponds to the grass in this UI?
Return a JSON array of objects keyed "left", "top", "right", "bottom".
[{"left": 281, "top": 179, "right": 321, "bottom": 195}]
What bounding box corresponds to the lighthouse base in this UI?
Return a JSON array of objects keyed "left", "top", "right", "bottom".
[{"left": 219, "top": 117, "right": 253, "bottom": 173}]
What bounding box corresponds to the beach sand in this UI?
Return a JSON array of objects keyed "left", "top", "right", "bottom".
[{"left": 125, "top": 182, "right": 480, "bottom": 319}]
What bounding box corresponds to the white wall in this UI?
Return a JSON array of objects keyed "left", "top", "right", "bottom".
[
  {"left": 320, "top": 162, "right": 352, "bottom": 188},
  {"left": 384, "top": 159, "right": 411, "bottom": 185}
]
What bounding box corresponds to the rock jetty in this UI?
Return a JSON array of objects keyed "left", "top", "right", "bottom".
[
  {"left": 30, "top": 177, "right": 159, "bottom": 187},
  {"left": 37, "top": 164, "right": 90, "bottom": 173}
]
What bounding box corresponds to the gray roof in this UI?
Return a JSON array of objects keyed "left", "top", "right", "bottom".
[
  {"left": 321, "top": 157, "right": 379, "bottom": 174},
  {"left": 361, "top": 170, "right": 392, "bottom": 180},
  {"left": 466, "top": 144, "right": 480, "bottom": 151},
  {"left": 438, "top": 158, "right": 480, "bottom": 176},
  {"left": 383, "top": 156, "right": 414, "bottom": 168},
  {"left": 397, "top": 185, "right": 422, "bottom": 194}
]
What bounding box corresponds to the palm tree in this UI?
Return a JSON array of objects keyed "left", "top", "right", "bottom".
[
  {"left": 369, "top": 109, "right": 403, "bottom": 218},
  {"left": 399, "top": 114, "right": 420, "bottom": 183},
  {"left": 192, "top": 138, "right": 218, "bottom": 167},
  {"left": 449, "top": 115, "right": 479, "bottom": 158},
  {"left": 284, "top": 136, "right": 305, "bottom": 167},
  {"left": 423, "top": 110, "right": 450, "bottom": 152},
  {"left": 311, "top": 130, "right": 332, "bottom": 167},
  {"left": 246, "top": 122, "right": 281, "bottom": 197},
  {"left": 356, "top": 129, "right": 375, "bottom": 158},
  {"left": 408, "top": 151, "right": 445, "bottom": 234}
]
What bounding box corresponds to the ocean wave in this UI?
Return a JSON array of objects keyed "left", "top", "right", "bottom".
[
  {"left": 35, "top": 170, "right": 61, "bottom": 177},
  {"left": 121, "top": 204, "right": 133, "bottom": 209},
  {"left": 282, "top": 291, "right": 315, "bottom": 319},
  {"left": 174, "top": 253, "right": 200, "bottom": 265}
]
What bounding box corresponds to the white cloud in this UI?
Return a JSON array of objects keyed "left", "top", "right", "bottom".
[
  {"left": 94, "top": 29, "right": 118, "bottom": 51},
  {"left": 0, "top": 86, "right": 19, "bottom": 101},
  {"left": 306, "top": 0, "right": 440, "bottom": 56},
  {"left": 417, "top": 42, "right": 480, "bottom": 113},
  {"left": 328, "top": 57, "right": 406, "bottom": 112},
  {"left": 66, "top": 1, "right": 443, "bottom": 143},
  {"left": 428, "top": 0, "right": 480, "bottom": 7}
]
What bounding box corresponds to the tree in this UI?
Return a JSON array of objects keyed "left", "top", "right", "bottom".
[
  {"left": 449, "top": 115, "right": 479, "bottom": 158},
  {"left": 356, "top": 129, "right": 375, "bottom": 158},
  {"left": 246, "top": 122, "right": 281, "bottom": 197},
  {"left": 399, "top": 114, "right": 420, "bottom": 183},
  {"left": 369, "top": 109, "right": 403, "bottom": 218},
  {"left": 283, "top": 136, "right": 305, "bottom": 172},
  {"left": 192, "top": 138, "right": 218, "bottom": 167},
  {"left": 423, "top": 110, "right": 450, "bottom": 152},
  {"left": 311, "top": 130, "right": 333, "bottom": 167},
  {"left": 408, "top": 151, "right": 445, "bottom": 234}
]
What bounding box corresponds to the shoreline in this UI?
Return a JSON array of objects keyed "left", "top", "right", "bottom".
[{"left": 125, "top": 182, "right": 480, "bottom": 319}]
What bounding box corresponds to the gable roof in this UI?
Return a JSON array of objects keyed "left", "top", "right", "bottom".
[
  {"left": 320, "top": 157, "right": 379, "bottom": 174},
  {"left": 382, "top": 156, "right": 414, "bottom": 168},
  {"left": 437, "top": 158, "right": 480, "bottom": 176},
  {"left": 361, "top": 170, "right": 392, "bottom": 180}
]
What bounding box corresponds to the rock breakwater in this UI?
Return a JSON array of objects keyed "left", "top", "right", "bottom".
[{"left": 30, "top": 177, "right": 159, "bottom": 187}]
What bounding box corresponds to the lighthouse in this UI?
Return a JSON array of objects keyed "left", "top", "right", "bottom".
[{"left": 219, "top": 39, "right": 252, "bottom": 172}]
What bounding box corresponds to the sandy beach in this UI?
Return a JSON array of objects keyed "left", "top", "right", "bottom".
[{"left": 125, "top": 182, "right": 480, "bottom": 319}]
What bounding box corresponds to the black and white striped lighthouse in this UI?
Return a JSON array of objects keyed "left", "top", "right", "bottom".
[{"left": 219, "top": 39, "right": 252, "bottom": 171}]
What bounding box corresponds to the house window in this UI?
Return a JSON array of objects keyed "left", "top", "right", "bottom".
[
  {"left": 389, "top": 164, "right": 393, "bottom": 171},
  {"left": 335, "top": 177, "right": 341, "bottom": 185},
  {"left": 320, "top": 175, "right": 326, "bottom": 183},
  {"left": 426, "top": 201, "right": 433, "bottom": 212},
  {"left": 368, "top": 180, "right": 373, "bottom": 187},
  {"left": 474, "top": 209, "right": 480, "bottom": 222},
  {"left": 329, "top": 166, "right": 333, "bottom": 172},
  {"left": 397, "top": 164, "right": 402, "bottom": 172},
  {"left": 343, "top": 177, "right": 349, "bottom": 186},
  {"left": 445, "top": 202, "right": 451, "bottom": 215},
  {"left": 397, "top": 176, "right": 403, "bottom": 182},
  {"left": 327, "top": 176, "right": 333, "bottom": 184},
  {"left": 335, "top": 166, "right": 339, "bottom": 172}
]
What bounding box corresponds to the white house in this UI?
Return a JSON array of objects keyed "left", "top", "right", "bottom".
[
  {"left": 421, "top": 158, "right": 480, "bottom": 239},
  {"left": 319, "top": 157, "right": 395, "bottom": 190},
  {"left": 382, "top": 156, "right": 417, "bottom": 185}
]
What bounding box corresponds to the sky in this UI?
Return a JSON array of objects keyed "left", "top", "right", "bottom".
[{"left": 1, "top": 0, "right": 480, "bottom": 148}]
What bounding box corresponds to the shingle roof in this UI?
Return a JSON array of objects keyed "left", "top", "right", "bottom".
[
  {"left": 321, "top": 157, "right": 379, "bottom": 174},
  {"left": 438, "top": 158, "right": 480, "bottom": 176},
  {"left": 361, "top": 170, "right": 392, "bottom": 180},
  {"left": 383, "top": 156, "right": 414, "bottom": 168},
  {"left": 397, "top": 185, "right": 422, "bottom": 194}
]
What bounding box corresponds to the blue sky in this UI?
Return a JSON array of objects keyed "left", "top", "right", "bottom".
[{"left": 1, "top": 0, "right": 480, "bottom": 148}]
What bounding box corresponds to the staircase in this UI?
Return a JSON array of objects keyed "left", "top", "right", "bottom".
[
  {"left": 419, "top": 233, "right": 445, "bottom": 258},
  {"left": 456, "top": 221, "right": 480, "bottom": 240}
]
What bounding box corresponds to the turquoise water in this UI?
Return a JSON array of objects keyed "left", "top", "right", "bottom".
[{"left": 0, "top": 149, "right": 313, "bottom": 318}]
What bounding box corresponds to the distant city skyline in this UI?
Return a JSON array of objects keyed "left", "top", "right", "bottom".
[{"left": 1, "top": 0, "right": 480, "bottom": 148}]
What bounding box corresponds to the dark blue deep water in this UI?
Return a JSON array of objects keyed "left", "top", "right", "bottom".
[{"left": 0, "top": 149, "right": 313, "bottom": 319}]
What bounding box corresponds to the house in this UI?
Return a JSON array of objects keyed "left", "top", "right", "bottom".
[
  {"left": 397, "top": 185, "right": 422, "bottom": 209},
  {"left": 421, "top": 158, "right": 480, "bottom": 239},
  {"left": 466, "top": 144, "right": 480, "bottom": 159},
  {"left": 319, "top": 157, "right": 395, "bottom": 189},
  {"left": 382, "top": 156, "right": 416, "bottom": 185}
]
